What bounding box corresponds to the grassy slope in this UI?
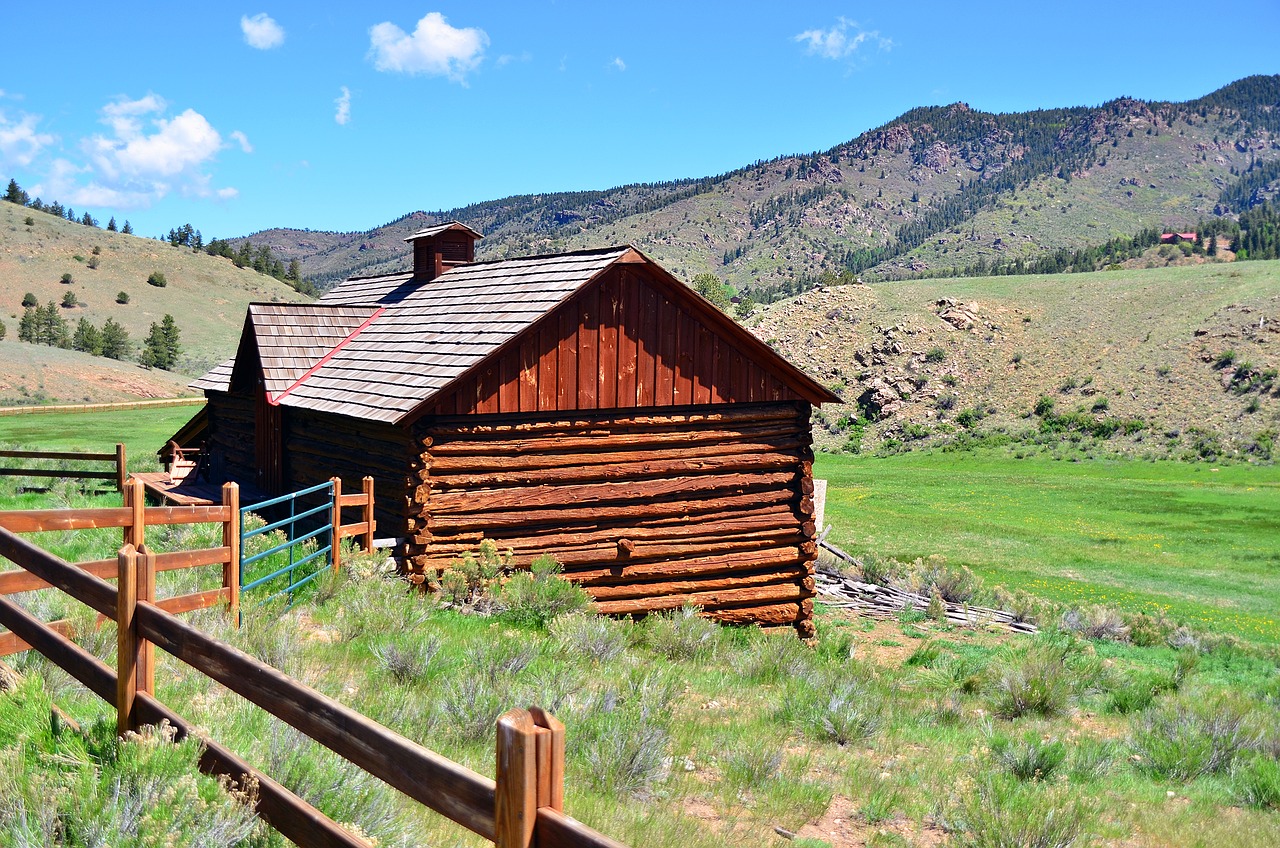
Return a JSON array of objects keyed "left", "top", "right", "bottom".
[
  {"left": 0, "top": 339, "right": 193, "bottom": 406},
  {"left": 753, "top": 259, "right": 1280, "bottom": 451},
  {"left": 0, "top": 200, "right": 310, "bottom": 382},
  {"left": 818, "top": 451, "right": 1280, "bottom": 644}
]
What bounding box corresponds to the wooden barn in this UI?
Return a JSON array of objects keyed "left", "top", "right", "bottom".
[{"left": 180, "top": 223, "right": 839, "bottom": 635}]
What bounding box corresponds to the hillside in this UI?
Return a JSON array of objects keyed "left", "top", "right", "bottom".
[
  {"left": 0, "top": 199, "right": 310, "bottom": 402},
  {"left": 749, "top": 259, "right": 1280, "bottom": 459},
  {"left": 239, "top": 76, "right": 1280, "bottom": 297}
]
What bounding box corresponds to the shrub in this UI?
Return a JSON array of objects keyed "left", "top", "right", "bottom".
[
  {"left": 925, "top": 346, "right": 947, "bottom": 363},
  {"left": 936, "top": 392, "right": 957, "bottom": 411},
  {"left": 740, "top": 629, "right": 814, "bottom": 684},
  {"left": 1129, "top": 693, "right": 1264, "bottom": 780},
  {"left": 720, "top": 739, "right": 783, "bottom": 790},
  {"left": 147, "top": 271, "right": 167, "bottom": 287},
  {"left": 373, "top": 636, "right": 441, "bottom": 684},
  {"left": 60, "top": 291, "right": 77, "bottom": 308},
  {"left": 116, "top": 291, "right": 129, "bottom": 304},
  {"left": 1060, "top": 605, "right": 1129, "bottom": 642},
  {"left": 987, "top": 644, "right": 1074, "bottom": 719},
  {"left": 60, "top": 272, "right": 73, "bottom": 284},
  {"left": 988, "top": 731, "right": 1067, "bottom": 781},
  {"left": 1214, "top": 349, "right": 1236, "bottom": 369},
  {"left": 1105, "top": 672, "right": 1172, "bottom": 715},
  {"left": 644, "top": 604, "right": 720, "bottom": 661},
  {"left": 550, "top": 613, "right": 628, "bottom": 664},
  {"left": 948, "top": 776, "right": 1096, "bottom": 848},
  {"left": 499, "top": 555, "right": 592, "bottom": 628},
  {"left": 1233, "top": 754, "right": 1280, "bottom": 809},
  {"left": 87, "top": 256, "right": 99, "bottom": 269},
  {"left": 21, "top": 292, "right": 36, "bottom": 307}
]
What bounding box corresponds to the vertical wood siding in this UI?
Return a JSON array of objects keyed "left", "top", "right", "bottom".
[{"left": 427, "top": 266, "right": 802, "bottom": 417}]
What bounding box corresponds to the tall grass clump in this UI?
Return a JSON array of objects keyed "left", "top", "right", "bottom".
[
  {"left": 643, "top": 605, "right": 721, "bottom": 661},
  {"left": 1232, "top": 754, "right": 1280, "bottom": 809},
  {"left": 574, "top": 670, "right": 679, "bottom": 796},
  {"left": 550, "top": 613, "right": 629, "bottom": 664},
  {"left": 987, "top": 730, "right": 1067, "bottom": 782},
  {"left": 987, "top": 642, "right": 1075, "bottom": 719},
  {"left": 1128, "top": 692, "right": 1264, "bottom": 780},
  {"left": 781, "top": 670, "right": 885, "bottom": 746},
  {"left": 947, "top": 776, "right": 1097, "bottom": 848}
]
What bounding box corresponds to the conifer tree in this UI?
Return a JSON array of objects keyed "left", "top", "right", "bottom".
[
  {"left": 99, "top": 319, "right": 131, "bottom": 360},
  {"left": 107, "top": 216, "right": 118, "bottom": 232},
  {"left": 72, "top": 318, "right": 102, "bottom": 355}
]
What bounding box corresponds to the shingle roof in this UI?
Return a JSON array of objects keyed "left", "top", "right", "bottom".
[
  {"left": 250, "top": 304, "right": 381, "bottom": 399},
  {"left": 193, "top": 246, "right": 629, "bottom": 423}
]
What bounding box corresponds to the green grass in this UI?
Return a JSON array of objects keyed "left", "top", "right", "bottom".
[
  {"left": 0, "top": 402, "right": 203, "bottom": 467},
  {"left": 817, "top": 449, "right": 1280, "bottom": 643}
]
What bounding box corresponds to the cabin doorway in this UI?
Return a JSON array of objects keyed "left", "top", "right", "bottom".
[{"left": 255, "top": 383, "right": 284, "bottom": 495}]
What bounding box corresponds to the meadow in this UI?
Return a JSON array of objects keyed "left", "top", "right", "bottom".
[
  {"left": 817, "top": 450, "right": 1280, "bottom": 645},
  {"left": 1, "top": 409, "right": 1278, "bottom": 847}
]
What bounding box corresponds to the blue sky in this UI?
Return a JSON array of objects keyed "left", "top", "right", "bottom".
[{"left": 2, "top": 2, "right": 1276, "bottom": 240}]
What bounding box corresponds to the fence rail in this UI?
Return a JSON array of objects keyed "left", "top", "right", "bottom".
[
  {"left": 0, "top": 478, "right": 239, "bottom": 655},
  {"left": 0, "top": 443, "right": 127, "bottom": 492},
  {"left": 0, "top": 508, "right": 625, "bottom": 847}
]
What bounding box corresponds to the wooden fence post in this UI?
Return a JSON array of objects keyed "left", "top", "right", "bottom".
[
  {"left": 223, "top": 482, "right": 240, "bottom": 628},
  {"left": 330, "top": 477, "right": 342, "bottom": 574},
  {"left": 529, "top": 706, "right": 566, "bottom": 812},
  {"left": 136, "top": 544, "right": 156, "bottom": 697},
  {"left": 116, "top": 544, "right": 138, "bottom": 736},
  {"left": 362, "top": 476, "right": 375, "bottom": 553},
  {"left": 124, "top": 478, "right": 145, "bottom": 550},
  {"left": 495, "top": 709, "right": 537, "bottom": 848},
  {"left": 115, "top": 443, "right": 127, "bottom": 493}
]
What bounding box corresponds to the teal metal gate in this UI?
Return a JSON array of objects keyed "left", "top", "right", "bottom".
[{"left": 240, "top": 480, "right": 335, "bottom": 607}]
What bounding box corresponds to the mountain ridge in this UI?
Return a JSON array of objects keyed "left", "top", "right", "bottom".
[{"left": 235, "top": 75, "right": 1280, "bottom": 294}]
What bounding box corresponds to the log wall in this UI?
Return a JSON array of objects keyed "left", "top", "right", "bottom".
[
  {"left": 407, "top": 401, "right": 818, "bottom": 636},
  {"left": 206, "top": 391, "right": 257, "bottom": 486},
  {"left": 282, "top": 408, "right": 416, "bottom": 543}
]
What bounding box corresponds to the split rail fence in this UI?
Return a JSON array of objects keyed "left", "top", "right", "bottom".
[
  {"left": 0, "top": 443, "right": 127, "bottom": 492},
  {"left": 0, "top": 489, "right": 624, "bottom": 847}
]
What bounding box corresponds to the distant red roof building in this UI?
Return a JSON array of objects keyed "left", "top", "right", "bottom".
[{"left": 1160, "top": 232, "right": 1197, "bottom": 243}]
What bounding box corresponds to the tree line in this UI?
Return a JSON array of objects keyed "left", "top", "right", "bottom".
[{"left": 14, "top": 299, "right": 182, "bottom": 371}]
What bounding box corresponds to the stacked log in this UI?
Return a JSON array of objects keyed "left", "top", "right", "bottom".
[
  {"left": 407, "top": 402, "right": 818, "bottom": 636},
  {"left": 283, "top": 408, "right": 416, "bottom": 543},
  {"left": 206, "top": 393, "right": 256, "bottom": 483}
]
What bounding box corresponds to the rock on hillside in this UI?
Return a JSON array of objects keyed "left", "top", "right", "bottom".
[{"left": 750, "top": 260, "right": 1280, "bottom": 459}]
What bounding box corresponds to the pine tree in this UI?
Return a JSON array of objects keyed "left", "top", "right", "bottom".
[
  {"left": 17, "top": 307, "right": 36, "bottom": 342},
  {"left": 691, "top": 273, "right": 731, "bottom": 311},
  {"left": 122, "top": 220, "right": 134, "bottom": 235},
  {"left": 107, "top": 216, "right": 118, "bottom": 232},
  {"left": 33, "top": 301, "right": 70, "bottom": 347},
  {"left": 4, "top": 178, "right": 29, "bottom": 205},
  {"left": 141, "top": 314, "right": 181, "bottom": 370},
  {"left": 99, "top": 319, "right": 131, "bottom": 360},
  {"left": 160, "top": 314, "right": 181, "bottom": 366},
  {"left": 72, "top": 318, "right": 102, "bottom": 355}
]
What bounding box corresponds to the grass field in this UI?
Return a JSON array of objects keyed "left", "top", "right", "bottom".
[
  {"left": 817, "top": 450, "right": 1280, "bottom": 644},
  {"left": 0, "top": 402, "right": 203, "bottom": 469},
  {"left": 2, "top": 409, "right": 1280, "bottom": 846}
]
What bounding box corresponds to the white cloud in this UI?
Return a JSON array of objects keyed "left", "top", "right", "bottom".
[
  {"left": 242, "top": 13, "right": 285, "bottom": 49},
  {"left": 368, "top": 12, "right": 488, "bottom": 82},
  {"left": 42, "top": 94, "right": 240, "bottom": 209},
  {"left": 334, "top": 86, "right": 351, "bottom": 125},
  {"left": 795, "top": 18, "right": 891, "bottom": 60},
  {"left": 610, "top": 57, "right": 626, "bottom": 72},
  {"left": 495, "top": 51, "right": 531, "bottom": 68},
  {"left": 0, "top": 110, "right": 55, "bottom": 169}
]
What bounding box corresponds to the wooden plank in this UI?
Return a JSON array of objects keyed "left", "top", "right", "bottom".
[
  {"left": 0, "top": 595, "right": 114, "bottom": 701},
  {"left": 155, "top": 587, "right": 230, "bottom": 616},
  {"left": 0, "top": 616, "right": 74, "bottom": 656},
  {"left": 593, "top": 581, "right": 808, "bottom": 615},
  {"left": 674, "top": 309, "right": 694, "bottom": 405},
  {"left": 337, "top": 493, "right": 369, "bottom": 507},
  {"left": 117, "top": 545, "right": 139, "bottom": 735},
  {"left": 0, "top": 467, "right": 118, "bottom": 480},
  {"left": 598, "top": 273, "right": 619, "bottom": 408},
  {"left": 223, "top": 483, "right": 240, "bottom": 628},
  {"left": 331, "top": 477, "right": 343, "bottom": 574},
  {"left": 477, "top": 365, "right": 500, "bottom": 415},
  {"left": 577, "top": 287, "right": 599, "bottom": 410},
  {"left": 538, "top": 319, "right": 558, "bottom": 412},
  {"left": 362, "top": 476, "right": 376, "bottom": 553},
  {"left": 693, "top": 324, "right": 713, "bottom": 404},
  {"left": 137, "top": 546, "right": 156, "bottom": 698},
  {"left": 338, "top": 522, "right": 371, "bottom": 539},
  {"left": 557, "top": 301, "right": 577, "bottom": 411},
  {"left": 499, "top": 343, "right": 520, "bottom": 414},
  {"left": 528, "top": 707, "right": 565, "bottom": 812},
  {"left": 519, "top": 333, "right": 539, "bottom": 413},
  {"left": 636, "top": 283, "right": 657, "bottom": 408},
  {"left": 0, "top": 449, "right": 117, "bottom": 461},
  {"left": 0, "top": 527, "right": 115, "bottom": 618},
  {"left": 654, "top": 294, "right": 676, "bottom": 407},
  {"left": 116, "top": 443, "right": 127, "bottom": 493},
  {"left": 135, "top": 604, "right": 500, "bottom": 842},
  {"left": 536, "top": 808, "right": 629, "bottom": 848},
  {"left": 495, "top": 709, "right": 537, "bottom": 848},
  {"left": 618, "top": 269, "right": 639, "bottom": 406}
]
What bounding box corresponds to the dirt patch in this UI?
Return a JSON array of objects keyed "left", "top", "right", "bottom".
[{"left": 795, "top": 795, "right": 947, "bottom": 848}]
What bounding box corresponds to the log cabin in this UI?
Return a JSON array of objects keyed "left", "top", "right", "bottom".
[{"left": 179, "top": 222, "right": 839, "bottom": 635}]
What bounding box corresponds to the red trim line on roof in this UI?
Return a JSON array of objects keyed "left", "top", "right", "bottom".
[{"left": 268, "top": 307, "right": 387, "bottom": 405}]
